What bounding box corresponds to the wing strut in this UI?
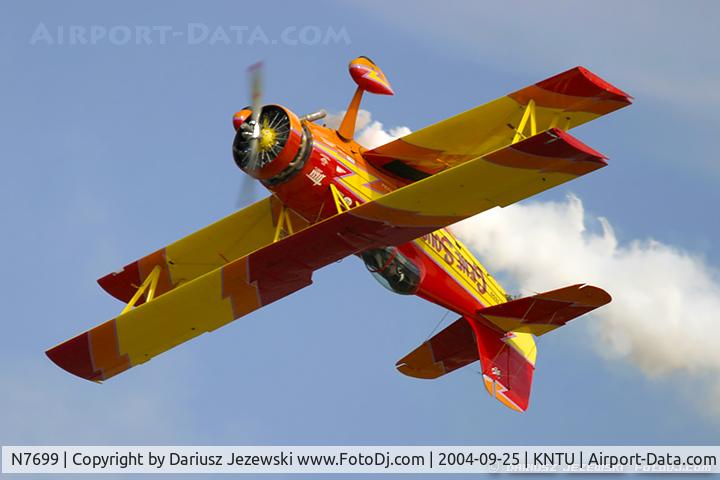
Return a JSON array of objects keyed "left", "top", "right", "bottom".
[
  {"left": 121, "top": 265, "right": 161, "bottom": 315},
  {"left": 273, "top": 204, "right": 295, "bottom": 242},
  {"left": 330, "top": 184, "right": 351, "bottom": 214},
  {"left": 511, "top": 99, "right": 537, "bottom": 143}
]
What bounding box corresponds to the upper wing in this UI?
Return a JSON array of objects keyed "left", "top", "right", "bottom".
[
  {"left": 363, "top": 66, "right": 631, "bottom": 182},
  {"left": 47, "top": 129, "right": 609, "bottom": 382},
  {"left": 97, "top": 195, "right": 310, "bottom": 305}
]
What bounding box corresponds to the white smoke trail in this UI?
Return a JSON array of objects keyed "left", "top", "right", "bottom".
[
  {"left": 329, "top": 110, "right": 720, "bottom": 405},
  {"left": 452, "top": 195, "right": 720, "bottom": 381}
]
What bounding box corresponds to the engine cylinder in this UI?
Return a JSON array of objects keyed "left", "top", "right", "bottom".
[{"left": 232, "top": 104, "right": 309, "bottom": 183}]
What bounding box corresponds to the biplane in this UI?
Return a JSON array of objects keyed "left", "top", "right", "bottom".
[{"left": 47, "top": 57, "right": 631, "bottom": 412}]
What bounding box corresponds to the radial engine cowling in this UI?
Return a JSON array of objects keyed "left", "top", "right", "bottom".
[{"left": 232, "top": 104, "right": 310, "bottom": 183}]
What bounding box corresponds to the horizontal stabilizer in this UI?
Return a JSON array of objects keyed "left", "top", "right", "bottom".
[
  {"left": 396, "top": 315, "right": 537, "bottom": 412},
  {"left": 396, "top": 284, "right": 610, "bottom": 412},
  {"left": 477, "top": 284, "right": 611, "bottom": 336},
  {"left": 396, "top": 318, "right": 478, "bottom": 379}
]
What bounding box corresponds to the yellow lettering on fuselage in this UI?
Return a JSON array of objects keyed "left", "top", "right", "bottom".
[{"left": 415, "top": 228, "right": 507, "bottom": 307}]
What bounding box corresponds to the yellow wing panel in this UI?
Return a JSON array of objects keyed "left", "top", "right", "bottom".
[
  {"left": 364, "top": 66, "right": 631, "bottom": 181},
  {"left": 47, "top": 252, "right": 305, "bottom": 382},
  {"left": 115, "top": 269, "right": 236, "bottom": 366},
  {"left": 356, "top": 128, "right": 608, "bottom": 227},
  {"left": 97, "top": 195, "right": 309, "bottom": 305}
]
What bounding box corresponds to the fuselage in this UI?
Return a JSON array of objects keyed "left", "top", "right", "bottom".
[{"left": 263, "top": 121, "right": 508, "bottom": 316}]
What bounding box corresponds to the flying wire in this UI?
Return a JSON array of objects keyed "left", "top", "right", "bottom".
[{"left": 425, "top": 310, "right": 451, "bottom": 341}]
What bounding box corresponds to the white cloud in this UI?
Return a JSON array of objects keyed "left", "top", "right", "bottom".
[
  {"left": 453, "top": 195, "right": 720, "bottom": 383},
  {"left": 325, "top": 109, "right": 411, "bottom": 149},
  {"left": 357, "top": 123, "right": 412, "bottom": 150},
  {"left": 324, "top": 110, "right": 720, "bottom": 412},
  {"left": 348, "top": 110, "right": 720, "bottom": 414}
]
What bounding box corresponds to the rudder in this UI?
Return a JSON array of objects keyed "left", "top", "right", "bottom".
[{"left": 466, "top": 317, "right": 537, "bottom": 412}]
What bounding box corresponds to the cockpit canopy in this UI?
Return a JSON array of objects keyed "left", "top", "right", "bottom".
[{"left": 361, "top": 247, "right": 421, "bottom": 295}]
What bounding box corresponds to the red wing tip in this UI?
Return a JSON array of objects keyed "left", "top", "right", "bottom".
[
  {"left": 97, "top": 262, "right": 141, "bottom": 304},
  {"left": 575, "top": 66, "right": 633, "bottom": 103},
  {"left": 578, "top": 284, "right": 613, "bottom": 306},
  {"left": 536, "top": 66, "right": 632, "bottom": 105},
  {"left": 546, "top": 128, "right": 608, "bottom": 163},
  {"left": 46, "top": 334, "right": 100, "bottom": 382}
]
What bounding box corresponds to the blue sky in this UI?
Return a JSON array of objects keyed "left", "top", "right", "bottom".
[{"left": 1, "top": 0, "right": 719, "bottom": 477}]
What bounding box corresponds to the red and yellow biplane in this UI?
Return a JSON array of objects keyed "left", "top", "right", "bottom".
[{"left": 47, "top": 57, "right": 631, "bottom": 412}]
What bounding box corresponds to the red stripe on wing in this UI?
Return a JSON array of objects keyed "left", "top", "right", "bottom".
[
  {"left": 509, "top": 66, "right": 632, "bottom": 114},
  {"left": 485, "top": 128, "right": 607, "bottom": 176}
]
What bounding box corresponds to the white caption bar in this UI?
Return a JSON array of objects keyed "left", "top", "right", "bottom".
[{"left": 2, "top": 446, "right": 719, "bottom": 474}]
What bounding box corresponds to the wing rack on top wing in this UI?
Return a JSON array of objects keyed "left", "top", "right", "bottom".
[
  {"left": 47, "top": 128, "right": 609, "bottom": 382},
  {"left": 363, "top": 66, "right": 631, "bottom": 182}
]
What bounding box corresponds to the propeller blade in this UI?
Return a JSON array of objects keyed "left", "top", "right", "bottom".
[
  {"left": 247, "top": 134, "right": 260, "bottom": 171},
  {"left": 248, "top": 61, "right": 263, "bottom": 124},
  {"left": 246, "top": 62, "right": 264, "bottom": 171},
  {"left": 236, "top": 172, "right": 259, "bottom": 208}
]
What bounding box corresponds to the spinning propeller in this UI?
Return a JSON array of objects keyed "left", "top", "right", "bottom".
[
  {"left": 244, "top": 61, "right": 263, "bottom": 172},
  {"left": 231, "top": 62, "right": 326, "bottom": 207},
  {"left": 234, "top": 63, "right": 292, "bottom": 173}
]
